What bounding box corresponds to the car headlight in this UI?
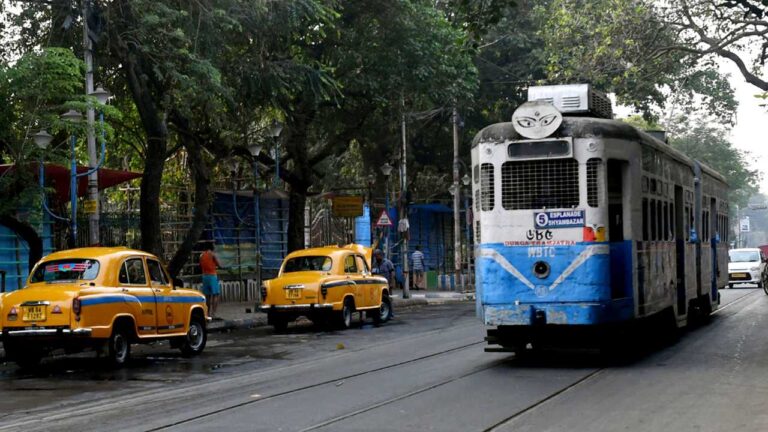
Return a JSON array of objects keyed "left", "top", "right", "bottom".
[{"left": 751, "top": 266, "right": 760, "bottom": 271}]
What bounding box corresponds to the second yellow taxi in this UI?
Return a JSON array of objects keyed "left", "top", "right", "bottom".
[{"left": 259, "top": 244, "right": 393, "bottom": 331}]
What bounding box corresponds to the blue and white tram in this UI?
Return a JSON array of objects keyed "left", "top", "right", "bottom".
[{"left": 471, "top": 84, "right": 729, "bottom": 352}]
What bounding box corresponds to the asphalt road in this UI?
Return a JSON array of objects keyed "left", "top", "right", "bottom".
[{"left": 0, "top": 288, "right": 764, "bottom": 432}]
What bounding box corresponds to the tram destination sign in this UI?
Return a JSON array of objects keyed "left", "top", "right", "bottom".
[{"left": 534, "top": 210, "right": 585, "bottom": 229}]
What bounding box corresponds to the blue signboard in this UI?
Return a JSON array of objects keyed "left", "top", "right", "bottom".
[{"left": 533, "top": 210, "right": 585, "bottom": 229}]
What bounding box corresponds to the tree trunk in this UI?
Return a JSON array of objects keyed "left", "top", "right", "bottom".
[
  {"left": 167, "top": 138, "right": 211, "bottom": 278},
  {"left": 287, "top": 185, "right": 308, "bottom": 252},
  {"left": 0, "top": 215, "right": 43, "bottom": 270},
  {"left": 139, "top": 146, "right": 166, "bottom": 257},
  {"left": 112, "top": 18, "right": 169, "bottom": 258}
]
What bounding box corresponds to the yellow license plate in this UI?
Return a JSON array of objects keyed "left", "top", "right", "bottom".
[
  {"left": 286, "top": 288, "right": 302, "bottom": 299},
  {"left": 23, "top": 305, "right": 46, "bottom": 322}
]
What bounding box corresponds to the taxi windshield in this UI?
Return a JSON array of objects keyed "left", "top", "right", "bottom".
[
  {"left": 283, "top": 256, "right": 332, "bottom": 273},
  {"left": 30, "top": 259, "right": 100, "bottom": 283},
  {"left": 729, "top": 251, "right": 761, "bottom": 263}
]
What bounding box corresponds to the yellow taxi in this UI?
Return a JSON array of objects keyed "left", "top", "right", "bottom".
[
  {"left": 260, "top": 244, "right": 393, "bottom": 331},
  {"left": 0, "top": 247, "right": 208, "bottom": 368}
]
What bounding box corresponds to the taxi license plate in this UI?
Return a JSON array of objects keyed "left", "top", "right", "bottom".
[
  {"left": 734, "top": 272, "right": 749, "bottom": 279},
  {"left": 286, "top": 288, "right": 302, "bottom": 299},
  {"left": 22, "top": 305, "right": 46, "bottom": 322}
]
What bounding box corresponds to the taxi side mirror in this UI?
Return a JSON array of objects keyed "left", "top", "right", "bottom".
[
  {"left": 0, "top": 270, "right": 5, "bottom": 293},
  {"left": 173, "top": 277, "right": 184, "bottom": 289}
]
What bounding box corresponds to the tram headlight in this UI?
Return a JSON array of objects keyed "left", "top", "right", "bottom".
[{"left": 533, "top": 261, "right": 551, "bottom": 279}]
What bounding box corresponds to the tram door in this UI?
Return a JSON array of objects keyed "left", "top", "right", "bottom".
[
  {"left": 675, "top": 185, "right": 686, "bottom": 314},
  {"left": 608, "top": 160, "right": 629, "bottom": 299}
]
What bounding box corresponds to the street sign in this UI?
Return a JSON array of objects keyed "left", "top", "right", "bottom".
[
  {"left": 376, "top": 210, "right": 393, "bottom": 227},
  {"left": 740, "top": 217, "right": 750, "bottom": 232},
  {"left": 332, "top": 196, "right": 363, "bottom": 217},
  {"left": 83, "top": 199, "right": 98, "bottom": 215}
]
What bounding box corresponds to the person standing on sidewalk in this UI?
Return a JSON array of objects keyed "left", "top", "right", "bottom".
[
  {"left": 372, "top": 249, "right": 395, "bottom": 293},
  {"left": 411, "top": 245, "right": 426, "bottom": 290},
  {"left": 200, "top": 242, "right": 223, "bottom": 319}
]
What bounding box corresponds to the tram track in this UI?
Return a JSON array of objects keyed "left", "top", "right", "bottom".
[
  {"left": 2, "top": 293, "right": 758, "bottom": 432},
  {"left": 0, "top": 319, "right": 484, "bottom": 432},
  {"left": 149, "top": 339, "right": 488, "bottom": 431},
  {"left": 478, "top": 288, "right": 761, "bottom": 432}
]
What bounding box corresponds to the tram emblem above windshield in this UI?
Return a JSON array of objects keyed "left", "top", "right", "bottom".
[{"left": 511, "top": 101, "right": 563, "bottom": 139}]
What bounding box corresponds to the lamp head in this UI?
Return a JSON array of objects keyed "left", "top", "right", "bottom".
[
  {"left": 33, "top": 130, "right": 53, "bottom": 150},
  {"left": 462, "top": 173, "right": 470, "bottom": 186},
  {"left": 380, "top": 162, "right": 393, "bottom": 177},
  {"left": 89, "top": 86, "right": 111, "bottom": 105},
  {"left": 268, "top": 120, "right": 283, "bottom": 138},
  {"left": 60, "top": 109, "right": 83, "bottom": 123},
  {"left": 448, "top": 184, "right": 458, "bottom": 196},
  {"left": 248, "top": 142, "right": 263, "bottom": 157}
]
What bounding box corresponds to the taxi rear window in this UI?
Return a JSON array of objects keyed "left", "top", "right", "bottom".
[
  {"left": 283, "top": 256, "right": 332, "bottom": 273},
  {"left": 30, "top": 259, "right": 100, "bottom": 283}
]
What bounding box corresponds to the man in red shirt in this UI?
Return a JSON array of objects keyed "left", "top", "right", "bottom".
[{"left": 199, "top": 242, "right": 223, "bottom": 319}]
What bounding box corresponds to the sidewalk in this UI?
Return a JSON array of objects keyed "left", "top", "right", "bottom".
[{"left": 209, "top": 289, "right": 474, "bottom": 332}]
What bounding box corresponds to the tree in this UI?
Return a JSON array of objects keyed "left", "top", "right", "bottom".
[
  {"left": 664, "top": 0, "right": 768, "bottom": 93},
  {"left": 0, "top": 47, "right": 85, "bottom": 266},
  {"left": 622, "top": 114, "right": 760, "bottom": 208},
  {"left": 271, "top": 0, "right": 480, "bottom": 251},
  {"left": 537, "top": 0, "right": 737, "bottom": 124}
]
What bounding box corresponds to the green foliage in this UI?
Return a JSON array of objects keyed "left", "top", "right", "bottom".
[
  {"left": 0, "top": 48, "right": 85, "bottom": 217},
  {"left": 668, "top": 118, "right": 759, "bottom": 207},
  {"left": 535, "top": 0, "right": 737, "bottom": 124}
]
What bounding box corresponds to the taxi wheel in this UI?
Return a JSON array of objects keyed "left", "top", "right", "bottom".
[
  {"left": 108, "top": 326, "right": 131, "bottom": 366},
  {"left": 272, "top": 316, "right": 289, "bottom": 333},
  {"left": 5, "top": 343, "right": 42, "bottom": 369},
  {"left": 374, "top": 295, "right": 393, "bottom": 325},
  {"left": 180, "top": 316, "right": 207, "bottom": 356},
  {"left": 339, "top": 298, "right": 354, "bottom": 329}
]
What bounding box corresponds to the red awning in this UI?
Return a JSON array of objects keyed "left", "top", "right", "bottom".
[{"left": 0, "top": 163, "right": 142, "bottom": 203}]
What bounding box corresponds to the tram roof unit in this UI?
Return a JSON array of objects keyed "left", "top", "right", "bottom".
[{"left": 471, "top": 115, "right": 727, "bottom": 186}]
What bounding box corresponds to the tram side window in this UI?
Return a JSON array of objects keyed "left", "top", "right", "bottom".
[
  {"left": 657, "top": 200, "right": 663, "bottom": 241},
  {"left": 684, "top": 206, "right": 690, "bottom": 241},
  {"left": 689, "top": 206, "right": 695, "bottom": 240},
  {"left": 662, "top": 202, "right": 669, "bottom": 241},
  {"left": 642, "top": 198, "right": 649, "bottom": 241},
  {"left": 667, "top": 203, "right": 675, "bottom": 241},
  {"left": 702, "top": 210, "right": 709, "bottom": 243},
  {"left": 586, "top": 158, "right": 602, "bottom": 207},
  {"left": 650, "top": 200, "right": 657, "bottom": 240},
  {"left": 480, "top": 163, "right": 495, "bottom": 211}
]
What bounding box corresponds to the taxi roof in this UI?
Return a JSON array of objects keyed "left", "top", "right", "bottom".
[{"left": 41, "top": 247, "right": 157, "bottom": 262}]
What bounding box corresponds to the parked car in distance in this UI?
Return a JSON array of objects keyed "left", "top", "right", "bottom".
[
  {"left": 728, "top": 247, "right": 768, "bottom": 291},
  {"left": 0, "top": 247, "right": 208, "bottom": 368},
  {"left": 259, "top": 244, "right": 393, "bottom": 331}
]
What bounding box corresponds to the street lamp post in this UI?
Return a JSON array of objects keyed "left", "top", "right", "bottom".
[
  {"left": 86, "top": 86, "right": 110, "bottom": 244},
  {"left": 268, "top": 120, "right": 283, "bottom": 187},
  {"left": 59, "top": 106, "right": 108, "bottom": 247},
  {"left": 451, "top": 108, "right": 463, "bottom": 292},
  {"left": 34, "top": 130, "right": 70, "bottom": 227},
  {"left": 380, "top": 162, "right": 393, "bottom": 258},
  {"left": 462, "top": 173, "right": 471, "bottom": 291},
  {"left": 248, "top": 141, "right": 264, "bottom": 301}
]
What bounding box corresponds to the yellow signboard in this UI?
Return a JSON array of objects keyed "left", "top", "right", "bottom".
[
  {"left": 83, "top": 199, "right": 98, "bottom": 215},
  {"left": 332, "top": 196, "right": 364, "bottom": 217}
]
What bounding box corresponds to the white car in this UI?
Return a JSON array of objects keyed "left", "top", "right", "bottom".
[{"left": 728, "top": 248, "right": 768, "bottom": 289}]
